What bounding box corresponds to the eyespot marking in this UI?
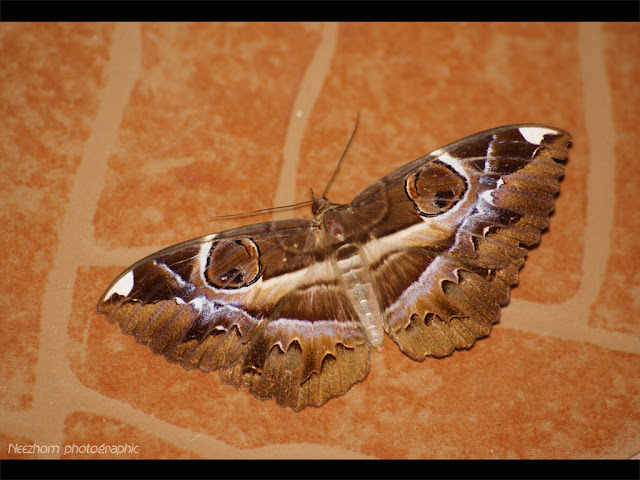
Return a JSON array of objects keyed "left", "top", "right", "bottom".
[{"left": 205, "top": 238, "right": 262, "bottom": 289}]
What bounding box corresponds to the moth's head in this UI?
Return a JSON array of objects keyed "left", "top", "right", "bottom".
[{"left": 310, "top": 190, "right": 339, "bottom": 217}]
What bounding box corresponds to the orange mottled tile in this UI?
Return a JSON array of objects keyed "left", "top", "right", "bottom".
[
  {"left": 590, "top": 24, "right": 640, "bottom": 336},
  {"left": 95, "top": 23, "right": 324, "bottom": 249}
]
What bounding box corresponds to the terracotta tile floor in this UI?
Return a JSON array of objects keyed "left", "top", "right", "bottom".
[{"left": 1, "top": 22, "right": 639, "bottom": 459}]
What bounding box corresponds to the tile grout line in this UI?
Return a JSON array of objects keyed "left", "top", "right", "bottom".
[
  {"left": 31, "top": 23, "right": 142, "bottom": 457},
  {"left": 570, "top": 22, "right": 616, "bottom": 317},
  {"left": 272, "top": 23, "right": 338, "bottom": 220},
  {"left": 55, "top": 383, "right": 371, "bottom": 459},
  {"left": 503, "top": 23, "right": 639, "bottom": 354}
]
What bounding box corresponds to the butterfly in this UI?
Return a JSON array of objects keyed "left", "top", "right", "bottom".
[{"left": 97, "top": 124, "right": 571, "bottom": 411}]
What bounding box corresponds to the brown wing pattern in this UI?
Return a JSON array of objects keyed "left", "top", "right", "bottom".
[
  {"left": 97, "top": 124, "right": 570, "bottom": 410},
  {"left": 354, "top": 125, "right": 571, "bottom": 359},
  {"left": 98, "top": 219, "right": 370, "bottom": 410}
]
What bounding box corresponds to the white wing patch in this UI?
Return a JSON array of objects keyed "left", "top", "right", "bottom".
[
  {"left": 104, "top": 270, "right": 134, "bottom": 301},
  {"left": 519, "top": 126, "right": 557, "bottom": 146}
]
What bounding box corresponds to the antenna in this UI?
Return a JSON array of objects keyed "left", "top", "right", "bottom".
[
  {"left": 211, "top": 114, "right": 361, "bottom": 221},
  {"left": 210, "top": 199, "right": 313, "bottom": 220},
  {"left": 321, "top": 112, "right": 360, "bottom": 198}
]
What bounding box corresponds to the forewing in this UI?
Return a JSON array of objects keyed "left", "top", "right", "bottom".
[
  {"left": 97, "top": 218, "right": 370, "bottom": 411},
  {"left": 349, "top": 125, "right": 571, "bottom": 359}
]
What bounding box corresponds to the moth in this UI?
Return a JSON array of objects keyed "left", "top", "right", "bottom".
[{"left": 98, "top": 124, "right": 571, "bottom": 411}]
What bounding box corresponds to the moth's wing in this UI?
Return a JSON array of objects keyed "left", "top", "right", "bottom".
[
  {"left": 349, "top": 125, "right": 571, "bottom": 360},
  {"left": 97, "top": 219, "right": 370, "bottom": 411}
]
